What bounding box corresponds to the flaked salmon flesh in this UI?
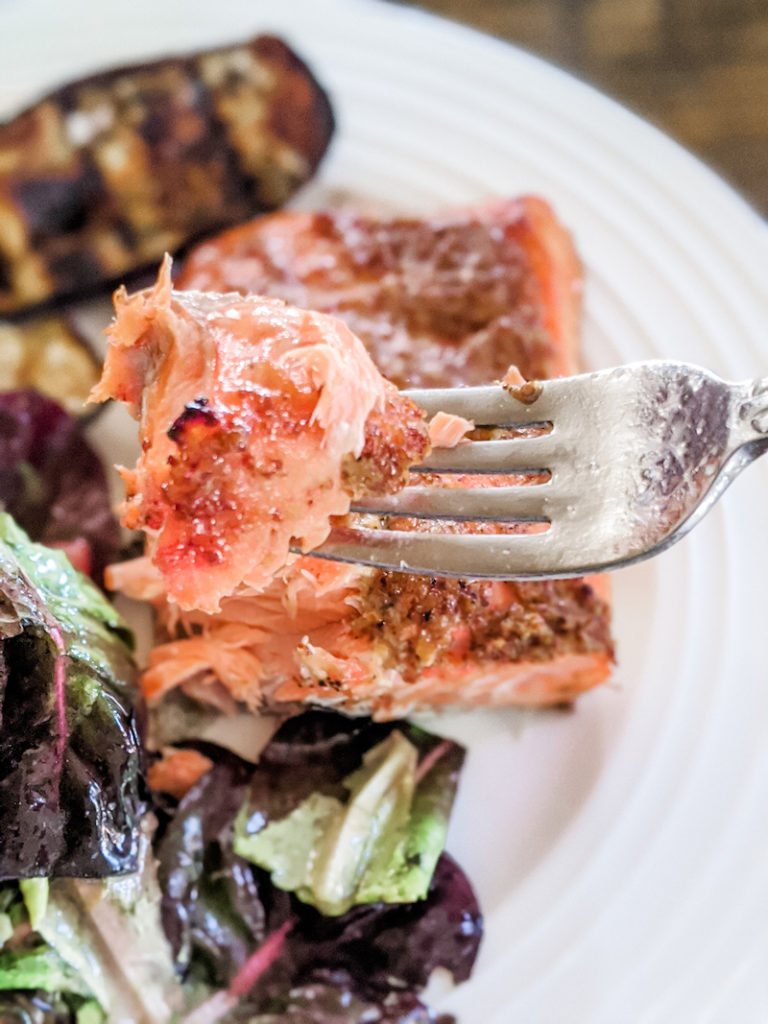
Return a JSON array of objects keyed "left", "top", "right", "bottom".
[
  {"left": 99, "top": 198, "right": 615, "bottom": 719},
  {"left": 93, "top": 256, "right": 432, "bottom": 615}
]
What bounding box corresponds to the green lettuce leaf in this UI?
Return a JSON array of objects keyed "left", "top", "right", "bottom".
[
  {"left": 0, "top": 826, "right": 180, "bottom": 1023},
  {"left": 0, "top": 946, "right": 91, "bottom": 997},
  {"left": 234, "top": 724, "right": 463, "bottom": 915},
  {"left": 19, "top": 879, "right": 49, "bottom": 930}
]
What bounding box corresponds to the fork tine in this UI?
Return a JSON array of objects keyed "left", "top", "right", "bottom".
[
  {"left": 311, "top": 525, "right": 561, "bottom": 578},
  {"left": 404, "top": 383, "right": 557, "bottom": 424},
  {"left": 350, "top": 483, "right": 550, "bottom": 522},
  {"left": 414, "top": 434, "right": 556, "bottom": 473}
]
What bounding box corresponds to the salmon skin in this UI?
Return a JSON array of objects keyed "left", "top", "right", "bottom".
[
  {"left": 103, "top": 198, "right": 615, "bottom": 720},
  {"left": 0, "top": 35, "right": 333, "bottom": 316}
]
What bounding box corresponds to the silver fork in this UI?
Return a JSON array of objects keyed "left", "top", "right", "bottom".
[{"left": 311, "top": 361, "right": 768, "bottom": 579}]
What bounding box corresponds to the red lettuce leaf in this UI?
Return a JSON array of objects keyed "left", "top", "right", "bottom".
[
  {"left": 0, "top": 390, "right": 120, "bottom": 583},
  {"left": 225, "top": 981, "right": 455, "bottom": 1023},
  {"left": 155, "top": 713, "right": 481, "bottom": 1021}
]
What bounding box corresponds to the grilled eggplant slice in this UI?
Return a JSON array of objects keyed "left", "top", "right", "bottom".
[{"left": 0, "top": 35, "right": 334, "bottom": 315}]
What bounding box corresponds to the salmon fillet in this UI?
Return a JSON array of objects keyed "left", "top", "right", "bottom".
[
  {"left": 101, "top": 198, "right": 614, "bottom": 719},
  {"left": 176, "top": 197, "right": 582, "bottom": 388}
]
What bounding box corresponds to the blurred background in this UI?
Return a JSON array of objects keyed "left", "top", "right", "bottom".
[{"left": 399, "top": 0, "right": 768, "bottom": 216}]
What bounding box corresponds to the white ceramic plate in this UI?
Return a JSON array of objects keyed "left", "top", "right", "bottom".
[{"left": 4, "top": 1, "right": 768, "bottom": 1021}]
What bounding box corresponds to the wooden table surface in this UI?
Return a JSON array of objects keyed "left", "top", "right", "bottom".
[{"left": 399, "top": 0, "right": 768, "bottom": 217}]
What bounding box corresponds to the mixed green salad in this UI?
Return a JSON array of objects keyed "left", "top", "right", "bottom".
[{"left": 0, "top": 390, "right": 482, "bottom": 1022}]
